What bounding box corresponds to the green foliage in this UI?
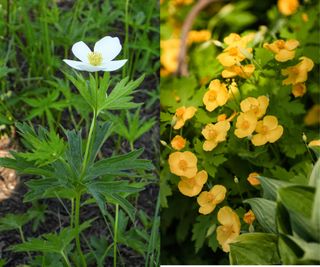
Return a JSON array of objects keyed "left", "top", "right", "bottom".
[{"left": 161, "top": 0, "right": 319, "bottom": 264}]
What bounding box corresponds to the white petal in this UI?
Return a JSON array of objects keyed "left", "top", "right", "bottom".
[
  {"left": 63, "top": 59, "right": 86, "bottom": 70},
  {"left": 63, "top": 59, "right": 103, "bottom": 72},
  {"left": 94, "top": 36, "right": 122, "bottom": 62},
  {"left": 72, "top": 41, "right": 91, "bottom": 63},
  {"left": 101, "top": 59, "right": 127, "bottom": 71}
]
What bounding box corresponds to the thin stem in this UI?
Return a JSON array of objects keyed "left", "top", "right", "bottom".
[
  {"left": 113, "top": 204, "right": 119, "bottom": 267},
  {"left": 130, "top": 141, "right": 134, "bottom": 151},
  {"left": 122, "top": 0, "right": 130, "bottom": 78},
  {"left": 75, "top": 192, "right": 86, "bottom": 267},
  {"left": 61, "top": 251, "right": 72, "bottom": 267},
  {"left": 70, "top": 197, "right": 75, "bottom": 228},
  {"left": 18, "top": 227, "right": 31, "bottom": 258}
]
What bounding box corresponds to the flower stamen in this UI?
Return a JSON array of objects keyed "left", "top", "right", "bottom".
[{"left": 88, "top": 52, "right": 103, "bottom": 66}]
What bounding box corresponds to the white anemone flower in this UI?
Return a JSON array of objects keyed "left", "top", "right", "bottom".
[{"left": 63, "top": 36, "right": 127, "bottom": 72}]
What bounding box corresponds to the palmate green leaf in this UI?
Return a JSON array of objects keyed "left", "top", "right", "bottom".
[
  {"left": 106, "top": 193, "right": 136, "bottom": 222},
  {"left": 0, "top": 152, "right": 54, "bottom": 177},
  {"left": 86, "top": 148, "right": 153, "bottom": 180},
  {"left": 101, "top": 75, "right": 144, "bottom": 112},
  {"left": 15, "top": 122, "right": 66, "bottom": 166},
  {"left": 106, "top": 109, "right": 156, "bottom": 144},
  {"left": 64, "top": 129, "right": 83, "bottom": 176},
  {"left": 229, "top": 233, "right": 280, "bottom": 265},
  {"left": 0, "top": 213, "right": 32, "bottom": 232},
  {"left": 244, "top": 198, "right": 277, "bottom": 233},
  {"left": 12, "top": 221, "right": 92, "bottom": 254}
]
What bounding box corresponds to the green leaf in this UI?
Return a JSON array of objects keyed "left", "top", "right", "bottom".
[
  {"left": 229, "top": 233, "right": 280, "bottom": 265},
  {"left": 244, "top": 198, "right": 277, "bottom": 233},
  {"left": 278, "top": 235, "right": 303, "bottom": 264},
  {"left": 191, "top": 215, "right": 212, "bottom": 253},
  {"left": 12, "top": 221, "right": 92, "bottom": 254},
  {"left": 87, "top": 149, "right": 153, "bottom": 179},
  {"left": 278, "top": 185, "right": 314, "bottom": 218},
  {"left": 0, "top": 213, "right": 32, "bottom": 232},
  {"left": 64, "top": 129, "right": 83, "bottom": 176},
  {"left": 101, "top": 75, "right": 144, "bottom": 112},
  {"left": 89, "top": 122, "right": 113, "bottom": 165},
  {"left": 309, "top": 158, "right": 320, "bottom": 187},
  {"left": 258, "top": 175, "right": 291, "bottom": 200}
]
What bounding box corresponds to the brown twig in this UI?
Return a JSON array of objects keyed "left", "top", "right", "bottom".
[{"left": 176, "top": 0, "right": 221, "bottom": 76}]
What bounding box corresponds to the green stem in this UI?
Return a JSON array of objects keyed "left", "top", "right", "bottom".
[
  {"left": 130, "top": 141, "right": 134, "bottom": 151},
  {"left": 61, "top": 251, "right": 72, "bottom": 267},
  {"left": 75, "top": 192, "right": 86, "bottom": 267},
  {"left": 18, "top": 227, "right": 31, "bottom": 258},
  {"left": 70, "top": 197, "right": 75, "bottom": 228},
  {"left": 113, "top": 204, "right": 119, "bottom": 267}
]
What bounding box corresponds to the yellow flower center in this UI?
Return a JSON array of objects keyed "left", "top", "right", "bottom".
[
  {"left": 241, "top": 120, "right": 250, "bottom": 129},
  {"left": 208, "top": 91, "right": 217, "bottom": 101},
  {"left": 88, "top": 52, "right": 103, "bottom": 66},
  {"left": 229, "top": 47, "right": 239, "bottom": 56},
  {"left": 176, "top": 108, "right": 185, "bottom": 117},
  {"left": 250, "top": 104, "right": 259, "bottom": 114},
  {"left": 178, "top": 159, "right": 188, "bottom": 171},
  {"left": 261, "top": 125, "right": 269, "bottom": 135},
  {"left": 208, "top": 129, "right": 217, "bottom": 139},
  {"left": 276, "top": 40, "right": 285, "bottom": 49}
]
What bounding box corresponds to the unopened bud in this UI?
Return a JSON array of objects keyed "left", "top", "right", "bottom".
[
  {"left": 302, "top": 132, "right": 307, "bottom": 142},
  {"left": 160, "top": 140, "right": 167, "bottom": 146},
  {"left": 234, "top": 176, "right": 239, "bottom": 184}
]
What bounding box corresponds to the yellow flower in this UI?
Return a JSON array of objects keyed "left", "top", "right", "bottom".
[
  {"left": 263, "top": 39, "right": 299, "bottom": 62},
  {"left": 203, "top": 79, "right": 229, "bottom": 112},
  {"left": 243, "top": 210, "right": 256, "bottom": 224},
  {"left": 309, "top": 140, "right": 320, "bottom": 147},
  {"left": 217, "top": 114, "right": 227, "bottom": 121},
  {"left": 247, "top": 172, "right": 261, "bottom": 186},
  {"left": 217, "top": 46, "right": 253, "bottom": 67},
  {"left": 171, "top": 135, "right": 186, "bottom": 150},
  {"left": 178, "top": 170, "right": 208, "bottom": 197},
  {"left": 223, "top": 33, "right": 254, "bottom": 48},
  {"left": 222, "top": 64, "right": 255, "bottom": 79},
  {"left": 160, "top": 39, "right": 180, "bottom": 74},
  {"left": 228, "top": 80, "right": 240, "bottom": 101},
  {"left": 278, "top": 0, "right": 299, "bottom": 16},
  {"left": 234, "top": 111, "right": 258, "bottom": 138},
  {"left": 172, "top": 106, "right": 197, "bottom": 130},
  {"left": 187, "top": 30, "right": 211, "bottom": 44},
  {"left": 202, "top": 121, "right": 230, "bottom": 151},
  {"left": 172, "top": 0, "right": 194, "bottom": 5},
  {"left": 304, "top": 104, "right": 320, "bottom": 126},
  {"left": 281, "top": 57, "right": 314, "bottom": 85},
  {"left": 197, "top": 185, "right": 227, "bottom": 215},
  {"left": 251, "top": 116, "right": 284, "bottom": 146},
  {"left": 216, "top": 206, "right": 241, "bottom": 252},
  {"left": 292, "top": 83, "right": 306, "bottom": 97},
  {"left": 240, "top": 96, "right": 269, "bottom": 118},
  {"left": 168, "top": 151, "right": 198, "bottom": 178}
]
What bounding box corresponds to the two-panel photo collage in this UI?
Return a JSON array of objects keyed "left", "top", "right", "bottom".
[{"left": 0, "top": 0, "right": 319, "bottom": 266}]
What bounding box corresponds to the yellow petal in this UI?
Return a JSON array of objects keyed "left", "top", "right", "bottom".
[
  {"left": 196, "top": 170, "right": 208, "bottom": 185},
  {"left": 197, "top": 191, "right": 211, "bottom": 206},
  {"left": 285, "top": 39, "right": 299, "bottom": 50},
  {"left": 263, "top": 115, "right": 278, "bottom": 130},
  {"left": 178, "top": 179, "right": 202, "bottom": 197},
  {"left": 275, "top": 49, "right": 295, "bottom": 62},
  {"left": 267, "top": 125, "right": 284, "bottom": 143},
  {"left": 199, "top": 204, "right": 216, "bottom": 215},
  {"left": 210, "top": 185, "right": 227, "bottom": 204},
  {"left": 173, "top": 118, "right": 185, "bottom": 130},
  {"left": 217, "top": 206, "right": 236, "bottom": 226},
  {"left": 203, "top": 140, "right": 218, "bottom": 151},
  {"left": 184, "top": 106, "right": 197, "bottom": 120},
  {"left": 251, "top": 133, "right": 268, "bottom": 146}
]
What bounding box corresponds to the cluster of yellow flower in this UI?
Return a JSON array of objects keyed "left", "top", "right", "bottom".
[
  {"left": 264, "top": 39, "right": 314, "bottom": 98},
  {"left": 217, "top": 33, "right": 255, "bottom": 79},
  {"left": 235, "top": 96, "right": 283, "bottom": 146}
]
